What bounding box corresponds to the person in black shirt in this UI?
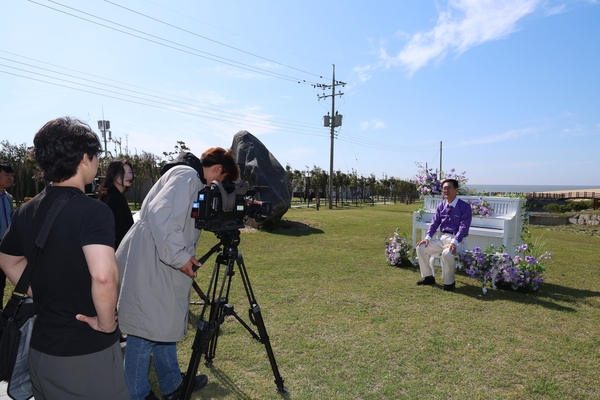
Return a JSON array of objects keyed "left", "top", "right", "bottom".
[
  {"left": 98, "top": 158, "right": 135, "bottom": 350},
  {"left": 0, "top": 117, "right": 128, "bottom": 400},
  {"left": 98, "top": 159, "right": 135, "bottom": 249}
]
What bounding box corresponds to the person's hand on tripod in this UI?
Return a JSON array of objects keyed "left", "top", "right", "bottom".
[{"left": 179, "top": 256, "right": 201, "bottom": 277}]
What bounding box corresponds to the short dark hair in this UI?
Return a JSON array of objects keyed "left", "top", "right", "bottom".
[
  {"left": 442, "top": 178, "right": 459, "bottom": 189},
  {"left": 0, "top": 162, "right": 13, "bottom": 174},
  {"left": 200, "top": 147, "right": 240, "bottom": 182},
  {"left": 33, "top": 117, "right": 102, "bottom": 183}
]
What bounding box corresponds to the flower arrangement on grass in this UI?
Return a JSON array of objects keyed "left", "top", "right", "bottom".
[
  {"left": 384, "top": 230, "right": 415, "bottom": 267},
  {"left": 469, "top": 197, "right": 494, "bottom": 217},
  {"left": 457, "top": 243, "right": 551, "bottom": 293}
]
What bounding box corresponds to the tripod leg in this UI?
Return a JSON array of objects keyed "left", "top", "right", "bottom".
[
  {"left": 182, "top": 232, "right": 287, "bottom": 397},
  {"left": 236, "top": 254, "right": 287, "bottom": 393},
  {"left": 180, "top": 256, "right": 227, "bottom": 400},
  {"left": 204, "top": 253, "right": 235, "bottom": 366},
  {"left": 203, "top": 297, "right": 226, "bottom": 366}
]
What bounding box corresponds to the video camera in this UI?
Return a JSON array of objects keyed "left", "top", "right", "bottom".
[{"left": 191, "top": 180, "right": 271, "bottom": 232}]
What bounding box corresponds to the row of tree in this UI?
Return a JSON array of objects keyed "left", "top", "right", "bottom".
[
  {"left": 0, "top": 140, "right": 191, "bottom": 207},
  {"left": 1, "top": 140, "right": 418, "bottom": 207},
  {"left": 285, "top": 166, "right": 418, "bottom": 206}
]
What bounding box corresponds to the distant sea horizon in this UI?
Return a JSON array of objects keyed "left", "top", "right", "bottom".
[{"left": 465, "top": 184, "right": 600, "bottom": 193}]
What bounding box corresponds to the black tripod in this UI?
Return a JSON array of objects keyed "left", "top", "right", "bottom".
[{"left": 180, "top": 228, "right": 287, "bottom": 399}]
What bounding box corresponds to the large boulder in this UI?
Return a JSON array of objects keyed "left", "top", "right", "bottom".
[{"left": 231, "top": 130, "right": 292, "bottom": 230}]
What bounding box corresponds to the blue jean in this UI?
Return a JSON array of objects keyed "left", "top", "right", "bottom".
[{"left": 124, "top": 335, "right": 182, "bottom": 400}]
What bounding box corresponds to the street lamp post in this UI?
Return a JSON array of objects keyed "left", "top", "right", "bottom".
[{"left": 304, "top": 168, "right": 310, "bottom": 207}]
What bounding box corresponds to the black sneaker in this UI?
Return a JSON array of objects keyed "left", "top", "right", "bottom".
[{"left": 162, "top": 374, "right": 208, "bottom": 400}]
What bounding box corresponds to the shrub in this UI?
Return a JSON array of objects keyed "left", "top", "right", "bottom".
[
  {"left": 543, "top": 200, "right": 592, "bottom": 213},
  {"left": 571, "top": 200, "right": 592, "bottom": 212},
  {"left": 543, "top": 203, "right": 570, "bottom": 213}
]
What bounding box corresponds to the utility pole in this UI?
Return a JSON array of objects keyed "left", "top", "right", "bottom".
[
  {"left": 97, "top": 120, "right": 111, "bottom": 158},
  {"left": 439, "top": 141, "right": 443, "bottom": 178},
  {"left": 316, "top": 64, "right": 345, "bottom": 209}
]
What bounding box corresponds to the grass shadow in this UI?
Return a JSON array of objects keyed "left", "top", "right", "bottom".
[
  {"left": 392, "top": 261, "right": 420, "bottom": 272},
  {"left": 199, "top": 367, "right": 253, "bottom": 400},
  {"left": 184, "top": 309, "right": 289, "bottom": 400},
  {"left": 455, "top": 279, "right": 600, "bottom": 312},
  {"left": 200, "top": 366, "right": 291, "bottom": 400},
  {"left": 528, "top": 282, "right": 600, "bottom": 309},
  {"left": 267, "top": 219, "right": 324, "bottom": 237}
]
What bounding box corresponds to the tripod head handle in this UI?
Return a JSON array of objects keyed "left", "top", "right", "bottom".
[{"left": 192, "top": 241, "right": 222, "bottom": 272}]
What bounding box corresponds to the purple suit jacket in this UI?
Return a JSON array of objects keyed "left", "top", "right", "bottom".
[{"left": 426, "top": 198, "right": 472, "bottom": 243}]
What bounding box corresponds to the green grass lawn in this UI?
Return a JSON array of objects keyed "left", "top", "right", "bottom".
[
  {"left": 177, "top": 203, "right": 600, "bottom": 399},
  {"left": 4, "top": 203, "right": 599, "bottom": 399}
]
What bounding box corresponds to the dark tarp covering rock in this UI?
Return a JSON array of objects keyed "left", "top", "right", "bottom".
[{"left": 231, "top": 130, "right": 292, "bottom": 230}]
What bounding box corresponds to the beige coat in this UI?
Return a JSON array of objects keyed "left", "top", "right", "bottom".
[{"left": 116, "top": 165, "right": 204, "bottom": 342}]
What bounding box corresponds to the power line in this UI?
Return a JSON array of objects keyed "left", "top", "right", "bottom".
[
  {"left": 0, "top": 56, "right": 325, "bottom": 133},
  {"left": 104, "top": 0, "right": 324, "bottom": 79},
  {"left": 32, "top": 0, "right": 324, "bottom": 85},
  {"left": 0, "top": 68, "right": 325, "bottom": 137},
  {"left": 5, "top": 3, "right": 437, "bottom": 156},
  {"left": 137, "top": 0, "right": 330, "bottom": 65},
  {"left": 1, "top": 57, "right": 439, "bottom": 154},
  {"left": 0, "top": 50, "right": 323, "bottom": 132}
]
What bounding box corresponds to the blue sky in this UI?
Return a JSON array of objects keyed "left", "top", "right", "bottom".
[{"left": 1, "top": 0, "right": 599, "bottom": 185}]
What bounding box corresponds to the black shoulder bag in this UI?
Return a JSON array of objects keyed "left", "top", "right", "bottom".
[{"left": 0, "top": 191, "right": 74, "bottom": 400}]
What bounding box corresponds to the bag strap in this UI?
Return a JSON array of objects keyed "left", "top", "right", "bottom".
[{"left": 4, "top": 191, "right": 75, "bottom": 312}]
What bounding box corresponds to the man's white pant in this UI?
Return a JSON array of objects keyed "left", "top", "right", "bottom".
[{"left": 416, "top": 233, "right": 467, "bottom": 285}]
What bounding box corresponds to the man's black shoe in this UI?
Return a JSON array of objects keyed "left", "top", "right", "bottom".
[
  {"left": 162, "top": 374, "right": 208, "bottom": 400},
  {"left": 417, "top": 276, "right": 436, "bottom": 285},
  {"left": 442, "top": 282, "right": 455, "bottom": 291}
]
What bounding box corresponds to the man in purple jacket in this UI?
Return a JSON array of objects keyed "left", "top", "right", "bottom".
[{"left": 415, "top": 178, "right": 472, "bottom": 291}]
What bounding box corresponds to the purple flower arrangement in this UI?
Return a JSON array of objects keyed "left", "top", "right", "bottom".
[
  {"left": 469, "top": 197, "right": 494, "bottom": 217},
  {"left": 412, "top": 167, "right": 442, "bottom": 197},
  {"left": 384, "top": 230, "right": 415, "bottom": 267},
  {"left": 412, "top": 162, "right": 468, "bottom": 199},
  {"left": 457, "top": 244, "right": 550, "bottom": 293}
]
